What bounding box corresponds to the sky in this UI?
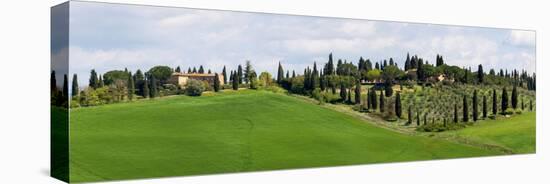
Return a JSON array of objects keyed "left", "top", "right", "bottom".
[{"left": 58, "top": 1, "right": 536, "bottom": 87}]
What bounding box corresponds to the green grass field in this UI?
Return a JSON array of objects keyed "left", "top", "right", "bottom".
[
  {"left": 438, "top": 112, "right": 536, "bottom": 154},
  {"left": 69, "top": 90, "right": 504, "bottom": 182}
]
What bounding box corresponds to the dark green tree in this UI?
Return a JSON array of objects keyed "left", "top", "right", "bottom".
[
  {"left": 98, "top": 75, "right": 104, "bottom": 88},
  {"left": 192, "top": 67, "right": 197, "bottom": 73},
  {"left": 395, "top": 92, "right": 402, "bottom": 118},
  {"left": 340, "top": 84, "right": 347, "bottom": 102},
  {"left": 51, "top": 70, "right": 57, "bottom": 92},
  {"left": 128, "top": 72, "right": 134, "bottom": 100},
  {"left": 188, "top": 67, "right": 192, "bottom": 73},
  {"left": 89, "top": 69, "right": 98, "bottom": 89},
  {"left": 71, "top": 74, "right": 78, "bottom": 99},
  {"left": 354, "top": 80, "right": 361, "bottom": 104},
  {"left": 198, "top": 65, "right": 205, "bottom": 74},
  {"left": 477, "top": 64, "right": 484, "bottom": 84},
  {"left": 147, "top": 66, "right": 174, "bottom": 84},
  {"left": 501, "top": 87, "right": 508, "bottom": 113},
  {"left": 379, "top": 90, "right": 385, "bottom": 112},
  {"left": 530, "top": 100, "right": 533, "bottom": 111},
  {"left": 473, "top": 90, "right": 478, "bottom": 121},
  {"left": 492, "top": 89, "right": 498, "bottom": 116},
  {"left": 277, "top": 62, "right": 284, "bottom": 84},
  {"left": 244, "top": 61, "right": 252, "bottom": 84},
  {"left": 463, "top": 95, "right": 468, "bottom": 122},
  {"left": 222, "top": 66, "right": 227, "bottom": 84},
  {"left": 511, "top": 85, "right": 518, "bottom": 109},
  {"left": 62, "top": 74, "right": 68, "bottom": 100},
  {"left": 347, "top": 89, "right": 352, "bottom": 104},
  {"left": 483, "top": 95, "right": 487, "bottom": 118},
  {"left": 407, "top": 106, "right": 412, "bottom": 125},
  {"left": 150, "top": 75, "right": 157, "bottom": 98},
  {"left": 214, "top": 73, "right": 221, "bottom": 92},
  {"left": 237, "top": 65, "right": 243, "bottom": 84},
  {"left": 143, "top": 79, "right": 150, "bottom": 98},
  {"left": 371, "top": 88, "right": 377, "bottom": 110},
  {"left": 175, "top": 66, "right": 181, "bottom": 73},
  {"left": 232, "top": 72, "right": 239, "bottom": 90}
]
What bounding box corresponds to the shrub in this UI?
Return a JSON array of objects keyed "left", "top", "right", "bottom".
[
  {"left": 417, "top": 123, "right": 466, "bottom": 132},
  {"left": 185, "top": 79, "right": 205, "bottom": 96}
]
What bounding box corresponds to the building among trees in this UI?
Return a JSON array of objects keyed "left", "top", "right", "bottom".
[{"left": 169, "top": 72, "right": 225, "bottom": 88}]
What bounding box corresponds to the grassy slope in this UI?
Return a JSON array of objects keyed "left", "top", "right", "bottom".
[
  {"left": 438, "top": 112, "right": 536, "bottom": 154},
  {"left": 70, "top": 90, "right": 499, "bottom": 182}
]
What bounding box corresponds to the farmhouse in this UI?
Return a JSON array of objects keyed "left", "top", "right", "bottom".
[{"left": 169, "top": 72, "right": 224, "bottom": 87}]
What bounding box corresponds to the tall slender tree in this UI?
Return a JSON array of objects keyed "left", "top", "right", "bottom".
[
  {"left": 128, "top": 72, "right": 134, "bottom": 100},
  {"left": 175, "top": 66, "right": 181, "bottom": 73},
  {"left": 416, "top": 110, "right": 420, "bottom": 126},
  {"left": 214, "top": 73, "right": 221, "bottom": 92},
  {"left": 222, "top": 66, "right": 227, "bottom": 84},
  {"left": 511, "top": 85, "right": 518, "bottom": 109},
  {"left": 62, "top": 74, "right": 68, "bottom": 101},
  {"left": 407, "top": 106, "right": 412, "bottom": 125},
  {"left": 395, "top": 92, "right": 402, "bottom": 118},
  {"left": 492, "top": 89, "right": 498, "bottom": 116},
  {"left": 379, "top": 90, "right": 385, "bottom": 112},
  {"left": 198, "top": 65, "right": 205, "bottom": 74},
  {"left": 71, "top": 74, "right": 78, "bottom": 99},
  {"left": 473, "top": 90, "right": 478, "bottom": 121},
  {"left": 277, "top": 62, "right": 284, "bottom": 84},
  {"left": 371, "top": 89, "right": 377, "bottom": 110},
  {"left": 143, "top": 79, "right": 150, "bottom": 98},
  {"left": 354, "top": 80, "right": 361, "bottom": 104},
  {"left": 89, "top": 69, "right": 98, "bottom": 89},
  {"left": 51, "top": 70, "right": 57, "bottom": 93},
  {"left": 232, "top": 72, "right": 239, "bottom": 90},
  {"left": 237, "top": 65, "right": 243, "bottom": 84},
  {"left": 150, "top": 75, "right": 157, "bottom": 98},
  {"left": 477, "top": 64, "right": 484, "bottom": 84},
  {"left": 501, "top": 87, "right": 508, "bottom": 114},
  {"left": 463, "top": 95, "right": 468, "bottom": 122},
  {"left": 482, "top": 95, "right": 487, "bottom": 119},
  {"left": 340, "top": 84, "right": 347, "bottom": 102}
]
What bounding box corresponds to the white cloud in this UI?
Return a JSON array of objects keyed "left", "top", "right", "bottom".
[{"left": 508, "top": 30, "right": 536, "bottom": 47}]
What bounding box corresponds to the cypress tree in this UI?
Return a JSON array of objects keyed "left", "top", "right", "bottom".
[
  {"left": 192, "top": 67, "right": 197, "bottom": 73},
  {"left": 51, "top": 70, "right": 57, "bottom": 93},
  {"left": 477, "top": 64, "right": 484, "bottom": 84},
  {"left": 128, "top": 72, "right": 134, "bottom": 100},
  {"left": 492, "top": 89, "right": 498, "bottom": 116},
  {"left": 277, "top": 62, "right": 284, "bottom": 84},
  {"left": 237, "top": 65, "right": 243, "bottom": 84},
  {"left": 371, "top": 89, "right": 377, "bottom": 110},
  {"left": 175, "top": 66, "right": 181, "bottom": 73},
  {"left": 198, "top": 65, "right": 205, "bottom": 74},
  {"left": 340, "top": 84, "right": 347, "bottom": 102},
  {"left": 521, "top": 98, "right": 525, "bottom": 111},
  {"left": 367, "top": 89, "right": 372, "bottom": 109},
  {"left": 407, "top": 106, "right": 412, "bottom": 125},
  {"left": 511, "top": 85, "right": 518, "bottom": 109},
  {"left": 143, "top": 79, "right": 150, "bottom": 98},
  {"left": 395, "top": 92, "right": 402, "bottom": 118},
  {"left": 462, "top": 95, "right": 468, "bottom": 122},
  {"left": 501, "top": 87, "right": 508, "bottom": 114},
  {"left": 208, "top": 69, "right": 211, "bottom": 74},
  {"left": 71, "top": 74, "right": 78, "bottom": 99},
  {"left": 483, "top": 95, "right": 487, "bottom": 118},
  {"left": 530, "top": 100, "right": 533, "bottom": 111},
  {"left": 354, "top": 80, "right": 361, "bottom": 104},
  {"left": 150, "top": 75, "right": 157, "bottom": 98},
  {"left": 286, "top": 71, "right": 290, "bottom": 79},
  {"left": 214, "top": 73, "right": 221, "bottom": 92},
  {"left": 232, "top": 72, "right": 239, "bottom": 90},
  {"left": 379, "top": 90, "right": 385, "bottom": 112},
  {"left": 473, "top": 90, "right": 478, "bottom": 121},
  {"left": 222, "top": 66, "right": 227, "bottom": 84},
  {"left": 63, "top": 74, "right": 68, "bottom": 101},
  {"left": 188, "top": 67, "right": 192, "bottom": 73},
  {"left": 89, "top": 69, "right": 98, "bottom": 89},
  {"left": 454, "top": 103, "right": 458, "bottom": 123},
  {"left": 292, "top": 70, "right": 296, "bottom": 78}
]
